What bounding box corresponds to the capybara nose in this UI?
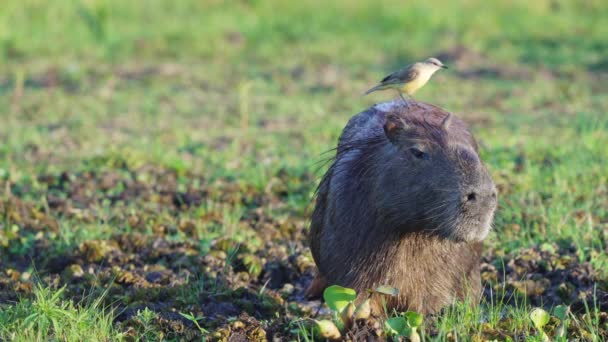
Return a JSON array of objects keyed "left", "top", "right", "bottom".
[
  {"left": 466, "top": 192, "right": 477, "bottom": 202},
  {"left": 464, "top": 187, "right": 496, "bottom": 204}
]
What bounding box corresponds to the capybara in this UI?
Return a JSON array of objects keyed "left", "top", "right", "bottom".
[{"left": 308, "top": 100, "right": 497, "bottom": 314}]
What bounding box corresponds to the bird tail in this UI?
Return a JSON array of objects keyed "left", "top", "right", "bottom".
[{"left": 364, "top": 83, "right": 389, "bottom": 95}]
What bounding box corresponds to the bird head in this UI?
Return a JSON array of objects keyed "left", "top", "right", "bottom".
[{"left": 423, "top": 57, "right": 448, "bottom": 70}]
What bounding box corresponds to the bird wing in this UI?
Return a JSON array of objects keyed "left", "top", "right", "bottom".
[{"left": 380, "top": 65, "right": 418, "bottom": 85}]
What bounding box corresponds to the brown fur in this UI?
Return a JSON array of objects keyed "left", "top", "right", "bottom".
[{"left": 308, "top": 101, "right": 497, "bottom": 314}]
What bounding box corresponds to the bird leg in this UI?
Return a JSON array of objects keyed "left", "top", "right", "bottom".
[
  {"left": 407, "top": 94, "right": 420, "bottom": 109},
  {"left": 398, "top": 91, "right": 410, "bottom": 109}
]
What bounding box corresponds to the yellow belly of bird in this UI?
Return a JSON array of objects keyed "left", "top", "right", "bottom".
[{"left": 399, "top": 76, "right": 429, "bottom": 95}]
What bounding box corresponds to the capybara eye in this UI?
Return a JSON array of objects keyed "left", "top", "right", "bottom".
[{"left": 409, "top": 148, "right": 426, "bottom": 159}]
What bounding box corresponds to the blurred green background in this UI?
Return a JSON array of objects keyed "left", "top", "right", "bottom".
[{"left": 0, "top": 0, "right": 607, "bottom": 340}]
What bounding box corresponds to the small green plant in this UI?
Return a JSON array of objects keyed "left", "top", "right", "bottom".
[
  {"left": 529, "top": 307, "right": 550, "bottom": 342},
  {"left": 323, "top": 285, "right": 356, "bottom": 313},
  {"left": 179, "top": 312, "right": 210, "bottom": 335},
  {"left": 305, "top": 284, "right": 398, "bottom": 340},
  {"left": 135, "top": 307, "right": 161, "bottom": 341},
  {"left": 385, "top": 311, "right": 424, "bottom": 342},
  {"left": 404, "top": 311, "right": 424, "bottom": 342},
  {"left": 385, "top": 316, "right": 407, "bottom": 336},
  {"left": 311, "top": 284, "right": 359, "bottom": 339}
]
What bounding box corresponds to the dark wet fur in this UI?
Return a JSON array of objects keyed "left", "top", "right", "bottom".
[{"left": 309, "top": 101, "right": 497, "bottom": 314}]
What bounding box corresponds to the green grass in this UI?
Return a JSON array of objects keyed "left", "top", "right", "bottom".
[
  {"left": 0, "top": 284, "right": 119, "bottom": 341},
  {"left": 0, "top": 0, "right": 607, "bottom": 340}
]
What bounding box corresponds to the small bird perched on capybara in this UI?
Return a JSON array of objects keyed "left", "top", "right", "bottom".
[{"left": 308, "top": 100, "right": 497, "bottom": 314}]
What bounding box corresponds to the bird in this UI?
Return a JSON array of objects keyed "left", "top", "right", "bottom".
[{"left": 364, "top": 57, "right": 447, "bottom": 108}]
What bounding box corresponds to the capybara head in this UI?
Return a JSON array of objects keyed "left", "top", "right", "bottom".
[
  {"left": 378, "top": 110, "right": 497, "bottom": 242},
  {"left": 308, "top": 101, "right": 498, "bottom": 314}
]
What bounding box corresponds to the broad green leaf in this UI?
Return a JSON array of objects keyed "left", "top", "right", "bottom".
[
  {"left": 323, "top": 285, "right": 356, "bottom": 312},
  {"left": 374, "top": 285, "right": 399, "bottom": 297},
  {"left": 553, "top": 305, "right": 569, "bottom": 321},
  {"left": 529, "top": 308, "right": 550, "bottom": 329},
  {"left": 404, "top": 311, "right": 424, "bottom": 327},
  {"left": 385, "top": 316, "right": 407, "bottom": 336}
]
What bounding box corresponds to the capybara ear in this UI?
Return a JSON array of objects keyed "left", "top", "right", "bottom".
[{"left": 383, "top": 113, "right": 408, "bottom": 144}]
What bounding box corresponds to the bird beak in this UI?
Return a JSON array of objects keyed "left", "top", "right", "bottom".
[{"left": 441, "top": 65, "right": 448, "bottom": 69}]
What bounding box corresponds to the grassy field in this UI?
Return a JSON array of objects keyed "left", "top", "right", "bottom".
[{"left": 0, "top": 0, "right": 607, "bottom": 340}]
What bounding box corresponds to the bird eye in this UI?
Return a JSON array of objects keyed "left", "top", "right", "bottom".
[{"left": 409, "top": 148, "right": 426, "bottom": 159}]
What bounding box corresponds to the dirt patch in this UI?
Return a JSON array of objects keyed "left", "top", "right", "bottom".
[{"left": 483, "top": 244, "right": 607, "bottom": 312}]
